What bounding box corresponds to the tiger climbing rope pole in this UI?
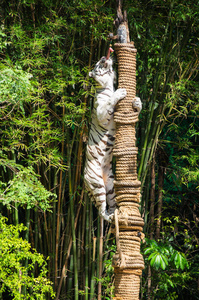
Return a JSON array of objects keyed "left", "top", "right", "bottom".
[{"left": 111, "top": 3, "right": 145, "bottom": 300}]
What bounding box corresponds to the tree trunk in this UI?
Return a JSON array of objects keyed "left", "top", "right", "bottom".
[{"left": 112, "top": 40, "right": 144, "bottom": 299}]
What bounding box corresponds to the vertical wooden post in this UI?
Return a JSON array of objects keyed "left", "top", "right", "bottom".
[{"left": 112, "top": 42, "right": 144, "bottom": 299}]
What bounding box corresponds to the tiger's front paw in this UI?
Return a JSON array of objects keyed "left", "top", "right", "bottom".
[
  {"left": 133, "top": 97, "right": 142, "bottom": 113},
  {"left": 115, "top": 88, "right": 127, "bottom": 101},
  {"left": 118, "top": 88, "right": 127, "bottom": 100}
]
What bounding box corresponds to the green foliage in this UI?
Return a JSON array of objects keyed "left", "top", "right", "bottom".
[
  {"left": 143, "top": 239, "right": 192, "bottom": 299},
  {"left": 0, "top": 166, "right": 56, "bottom": 211},
  {"left": 144, "top": 238, "right": 189, "bottom": 271},
  {"left": 102, "top": 244, "right": 116, "bottom": 299},
  {"left": 0, "top": 61, "right": 34, "bottom": 105},
  {"left": 0, "top": 215, "right": 55, "bottom": 299}
]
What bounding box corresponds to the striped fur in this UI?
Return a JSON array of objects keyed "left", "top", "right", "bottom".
[{"left": 84, "top": 56, "right": 126, "bottom": 222}]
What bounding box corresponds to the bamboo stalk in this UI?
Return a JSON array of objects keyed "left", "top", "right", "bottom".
[
  {"left": 55, "top": 191, "right": 83, "bottom": 300},
  {"left": 85, "top": 194, "right": 89, "bottom": 300},
  {"left": 69, "top": 187, "right": 78, "bottom": 299},
  {"left": 44, "top": 212, "right": 50, "bottom": 254},
  {"left": 138, "top": 30, "right": 191, "bottom": 187},
  {"left": 138, "top": 100, "right": 156, "bottom": 180},
  {"left": 142, "top": 173, "right": 150, "bottom": 233},
  {"left": 14, "top": 202, "right": 19, "bottom": 226},
  {"left": 97, "top": 217, "right": 103, "bottom": 300},
  {"left": 22, "top": 208, "right": 30, "bottom": 296},
  {"left": 88, "top": 198, "right": 93, "bottom": 298},
  {"left": 139, "top": 105, "right": 163, "bottom": 189},
  {"left": 67, "top": 253, "right": 73, "bottom": 298},
  {"left": 52, "top": 175, "right": 57, "bottom": 285},
  {"left": 156, "top": 165, "right": 165, "bottom": 240},
  {"left": 59, "top": 171, "right": 68, "bottom": 275},
  {"left": 55, "top": 104, "right": 65, "bottom": 289},
  {"left": 138, "top": 5, "right": 176, "bottom": 183},
  {"left": 90, "top": 235, "right": 96, "bottom": 299},
  {"left": 147, "top": 265, "right": 152, "bottom": 300},
  {"left": 80, "top": 194, "right": 86, "bottom": 298},
  {"left": 149, "top": 157, "right": 155, "bottom": 240},
  {"left": 37, "top": 215, "right": 43, "bottom": 254},
  {"left": 34, "top": 210, "right": 38, "bottom": 251},
  {"left": 68, "top": 147, "right": 78, "bottom": 299},
  {"left": 55, "top": 170, "right": 62, "bottom": 288},
  {"left": 77, "top": 214, "right": 81, "bottom": 295}
]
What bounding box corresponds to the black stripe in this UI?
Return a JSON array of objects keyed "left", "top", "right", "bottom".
[
  {"left": 91, "top": 182, "right": 104, "bottom": 189},
  {"left": 87, "top": 150, "right": 98, "bottom": 160},
  {"left": 90, "top": 133, "right": 99, "bottom": 145},
  {"left": 101, "top": 139, "right": 107, "bottom": 146},
  {"left": 94, "top": 193, "right": 106, "bottom": 197},
  {"left": 98, "top": 124, "right": 107, "bottom": 131},
  {"left": 96, "top": 146, "right": 104, "bottom": 156},
  {"left": 101, "top": 140, "right": 113, "bottom": 147},
  {"left": 87, "top": 166, "right": 103, "bottom": 179},
  {"left": 105, "top": 133, "right": 115, "bottom": 141},
  {"left": 87, "top": 157, "right": 101, "bottom": 167},
  {"left": 108, "top": 196, "right": 115, "bottom": 201},
  {"left": 104, "top": 147, "right": 110, "bottom": 152},
  {"left": 107, "top": 187, "right": 114, "bottom": 195},
  {"left": 91, "top": 126, "right": 104, "bottom": 138},
  {"left": 87, "top": 172, "right": 103, "bottom": 181}
]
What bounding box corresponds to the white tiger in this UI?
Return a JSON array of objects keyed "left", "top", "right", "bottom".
[
  {"left": 84, "top": 55, "right": 126, "bottom": 222},
  {"left": 84, "top": 54, "right": 142, "bottom": 222}
]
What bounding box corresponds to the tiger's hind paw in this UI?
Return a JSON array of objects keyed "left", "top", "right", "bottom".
[
  {"left": 133, "top": 97, "right": 142, "bottom": 113},
  {"left": 108, "top": 206, "right": 116, "bottom": 215},
  {"left": 102, "top": 212, "right": 114, "bottom": 222}
]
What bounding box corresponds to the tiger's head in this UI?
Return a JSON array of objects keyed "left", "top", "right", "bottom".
[{"left": 89, "top": 56, "right": 115, "bottom": 88}]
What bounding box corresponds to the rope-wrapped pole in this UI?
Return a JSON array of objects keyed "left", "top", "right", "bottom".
[{"left": 112, "top": 42, "right": 144, "bottom": 299}]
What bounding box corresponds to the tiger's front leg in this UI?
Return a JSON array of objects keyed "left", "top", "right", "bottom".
[
  {"left": 105, "top": 88, "right": 127, "bottom": 118},
  {"left": 96, "top": 88, "right": 127, "bottom": 126},
  {"left": 112, "top": 88, "right": 127, "bottom": 106}
]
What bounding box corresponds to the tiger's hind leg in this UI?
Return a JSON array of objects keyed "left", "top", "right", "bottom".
[
  {"left": 84, "top": 164, "right": 113, "bottom": 222},
  {"left": 95, "top": 192, "right": 113, "bottom": 222},
  {"left": 104, "top": 167, "right": 116, "bottom": 216}
]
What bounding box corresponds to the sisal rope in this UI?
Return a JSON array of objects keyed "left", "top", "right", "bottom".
[{"left": 112, "top": 42, "right": 144, "bottom": 299}]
